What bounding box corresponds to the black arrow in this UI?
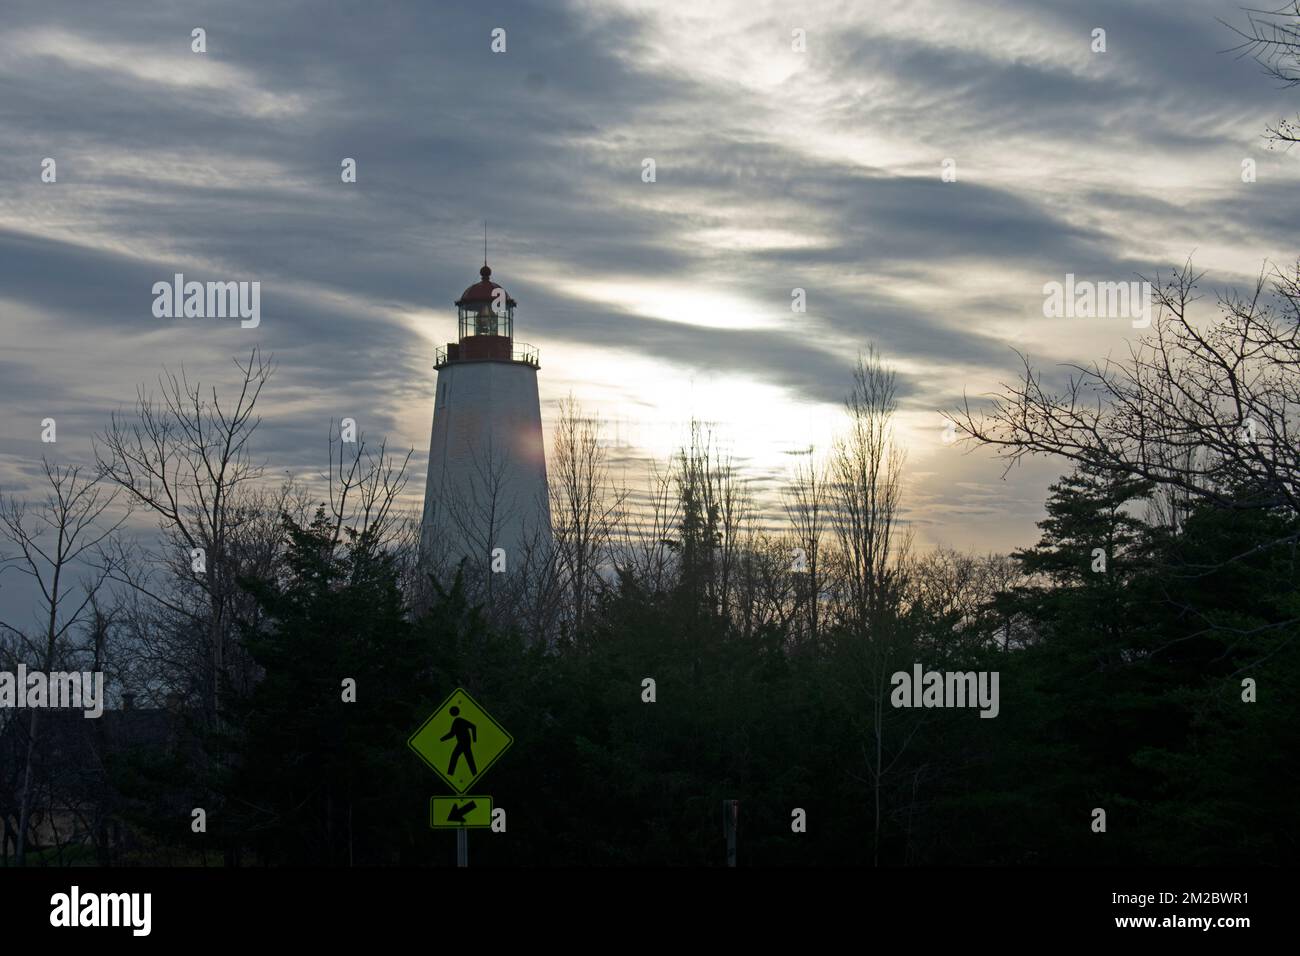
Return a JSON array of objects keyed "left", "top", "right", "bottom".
[{"left": 446, "top": 800, "right": 477, "bottom": 824}]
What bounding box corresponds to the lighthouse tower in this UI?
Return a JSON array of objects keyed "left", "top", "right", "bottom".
[{"left": 420, "top": 259, "right": 550, "bottom": 577}]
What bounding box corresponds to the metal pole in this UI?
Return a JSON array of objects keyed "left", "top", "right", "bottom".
[
  {"left": 724, "top": 800, "right": 738, "bottom": 867},
  {"left": 457, "top": 828, "right": 468, "bottom": 867}
]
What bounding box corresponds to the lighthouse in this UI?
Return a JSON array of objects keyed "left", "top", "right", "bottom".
[{"left": 419, "top": 259, "right": 550, "bottom": 578}]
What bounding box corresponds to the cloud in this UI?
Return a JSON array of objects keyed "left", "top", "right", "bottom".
[{"left": 1, "top": 0, "right": 1298, "bottom": 612}]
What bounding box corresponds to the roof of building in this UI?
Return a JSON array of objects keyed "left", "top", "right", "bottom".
[{"left": 456, "top": 264, "right": 516, "bottom": 307}]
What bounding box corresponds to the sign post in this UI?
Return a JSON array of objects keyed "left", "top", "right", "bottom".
[
  {"left": 408, "top": 687, "right": 512, "bottom": 867},
  {"left": 724, "top": 799, "right": 739, "bottom": 867}
]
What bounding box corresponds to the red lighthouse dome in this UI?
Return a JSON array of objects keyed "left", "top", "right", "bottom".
[
  {"left": 456, "top": 264, "right": 516, "bottom": 310},
  {"left": 436, "top": 259, "right": 537, "bottom": 369}
]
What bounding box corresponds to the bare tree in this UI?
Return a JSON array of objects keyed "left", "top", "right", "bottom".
[
  {"left": 831, "top": 348, "right": 910, "bottom": 626},
  {"left": 324, "top": 421, "right": 413, "bottom": 560},
  {"left": 425, "top": 432, "right": 560, "bottom": 637},
  {"left": 511, "top": 521, "right": 564, "bottom": 644},
  {"left": 614, "top": 459, "right": 682, "bottom": 597},
  {"left": 668, "top": 421, "right": 753, "bottom": 619},
  {"left": 730, "top": 527, "right": 798, "bottom": 639},
  {"left": 905, "top": 547, "right": 1027, "bottom": 651},
  {"left": 550, "top": 396, "right": 625, "bottom": 635},
  {"left": 784, "top": 447, "right": 830, "bottom": 645},
  {"left": 709, "top": 437, "right": 752, "bottom": 622},
  {"left": 1223, "top": 1, "right": 1300, "bottom": 147},
  {"left": 434, "top": 435, "right": 521, "bottom": 605},
  {"left": 952, "top": 262, "right": 1300, "bottom": 556},
  {"left": 95, "top": 348, "right": 273, "bottom": 722},
  {"left": 391, "top": 513, "right": 427, "bottom": 607},
  {"left": 0, "top": 461, "right": 123, "bottom": 865},
  {"left": 824, "top": 347, "right": 916, "bottom": 865}
]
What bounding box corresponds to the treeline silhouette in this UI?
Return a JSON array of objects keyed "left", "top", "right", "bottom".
[
  {"left": 2, "top": 316, "right": 1297, "bottom": 866},
  {"left": 160, "top": 463, "right": 1294, "bottom": 866}
]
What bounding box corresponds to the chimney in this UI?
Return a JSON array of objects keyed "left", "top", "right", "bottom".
[{"left": 122, "top": 691, "right": 136, "bottom": 711}]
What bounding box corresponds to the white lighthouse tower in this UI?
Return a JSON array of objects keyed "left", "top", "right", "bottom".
[{"left": 420, "top": 258, "right": 550, "bottom": 578}]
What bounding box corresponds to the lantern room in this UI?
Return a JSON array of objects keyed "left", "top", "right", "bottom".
[
  {"left": 436, "top": 262, "right": 538, "bottom": 368},
  {"left": 456, "top": 263, "right": 515, "bottom": 340}
]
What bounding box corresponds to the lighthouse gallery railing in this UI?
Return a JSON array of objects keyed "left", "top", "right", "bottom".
[{"left": 435, "top": 342, "right": 539, "bottom": 368}]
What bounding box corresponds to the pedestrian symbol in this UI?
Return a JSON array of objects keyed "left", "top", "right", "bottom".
[
  {"left": 442, "top": 706, "right": 477, "bottom": 777},
  {"left": 408, "top": 688, "right": 512, "bottom": 793}
]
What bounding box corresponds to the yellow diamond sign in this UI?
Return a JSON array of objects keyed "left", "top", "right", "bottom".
[{"left": 408, "top": 688, "right": 512, "bottom": 794}]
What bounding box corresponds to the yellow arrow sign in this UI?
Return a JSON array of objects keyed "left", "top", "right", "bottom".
[{"left": 430, "top": 795, "right": 493, "bottom": 828}]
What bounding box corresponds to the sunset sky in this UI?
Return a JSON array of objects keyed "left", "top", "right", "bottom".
[{"left": 3, "top": 0, "right": 1299, "bottom": 607}]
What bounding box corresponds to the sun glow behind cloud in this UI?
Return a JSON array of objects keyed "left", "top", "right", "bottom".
[
  {"left": 544, "top": 277, "right": 781, "bottom": 331},
  {"left": 2, "top": 0, "right": 1299, "bottom": 574}
]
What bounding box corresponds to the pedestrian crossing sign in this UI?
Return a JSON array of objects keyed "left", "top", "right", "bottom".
[{"left": 408, "top": 688, "right": 513, "bottom": 794}]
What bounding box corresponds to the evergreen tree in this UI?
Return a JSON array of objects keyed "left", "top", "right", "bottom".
[{"left": 220, "top": 508, "right": 434, "bottom": 864}]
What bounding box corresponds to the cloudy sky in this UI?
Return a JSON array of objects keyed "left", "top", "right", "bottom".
[{"left": 2, "top": 0, "right": 1299, "bottom": 595}]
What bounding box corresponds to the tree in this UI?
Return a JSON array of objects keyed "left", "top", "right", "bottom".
[
  {"left": 953, "top": 262, "right": 1300, "bottom": 565},
  {"left": 997, "top": 464, "right": 1156, "bottom": 651},
  {"left": 224, "top": 508, "right": 421, "bottom": 864},
  {"left": 905, "top": 547, "right": 1027, "bottom": 652},
  {"left": 1224, "top": 1, "right": 1300, "bottom": 147},
  {"left": 427, "top": 432, "right": 557, "bottom": 637},
  {"left": 612, "top": 457, "right": 681, "bottom": 597},
  {"left": 323, "top": 420, "right": 412, "bottom": 559},
  {"left": 96, "top": 349, "right": 273, "bottom": 723},
  {"left": 783, "top": 447, "right": 830, "bottom": 646},
  {"left": 0, "top": 461, "right": 123, "bottom": 865},
  {"left": 832, "top": 347, "right": 909, "bottom": 627},
  {"left": 824, "top": 347, "right": 916, "bottom": 864},
  {"left": 662, "top": 421, "right": 752, "bottom": 624},
  {"left": 550, "top": 396, "right": 624, "bottom": 636}
]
